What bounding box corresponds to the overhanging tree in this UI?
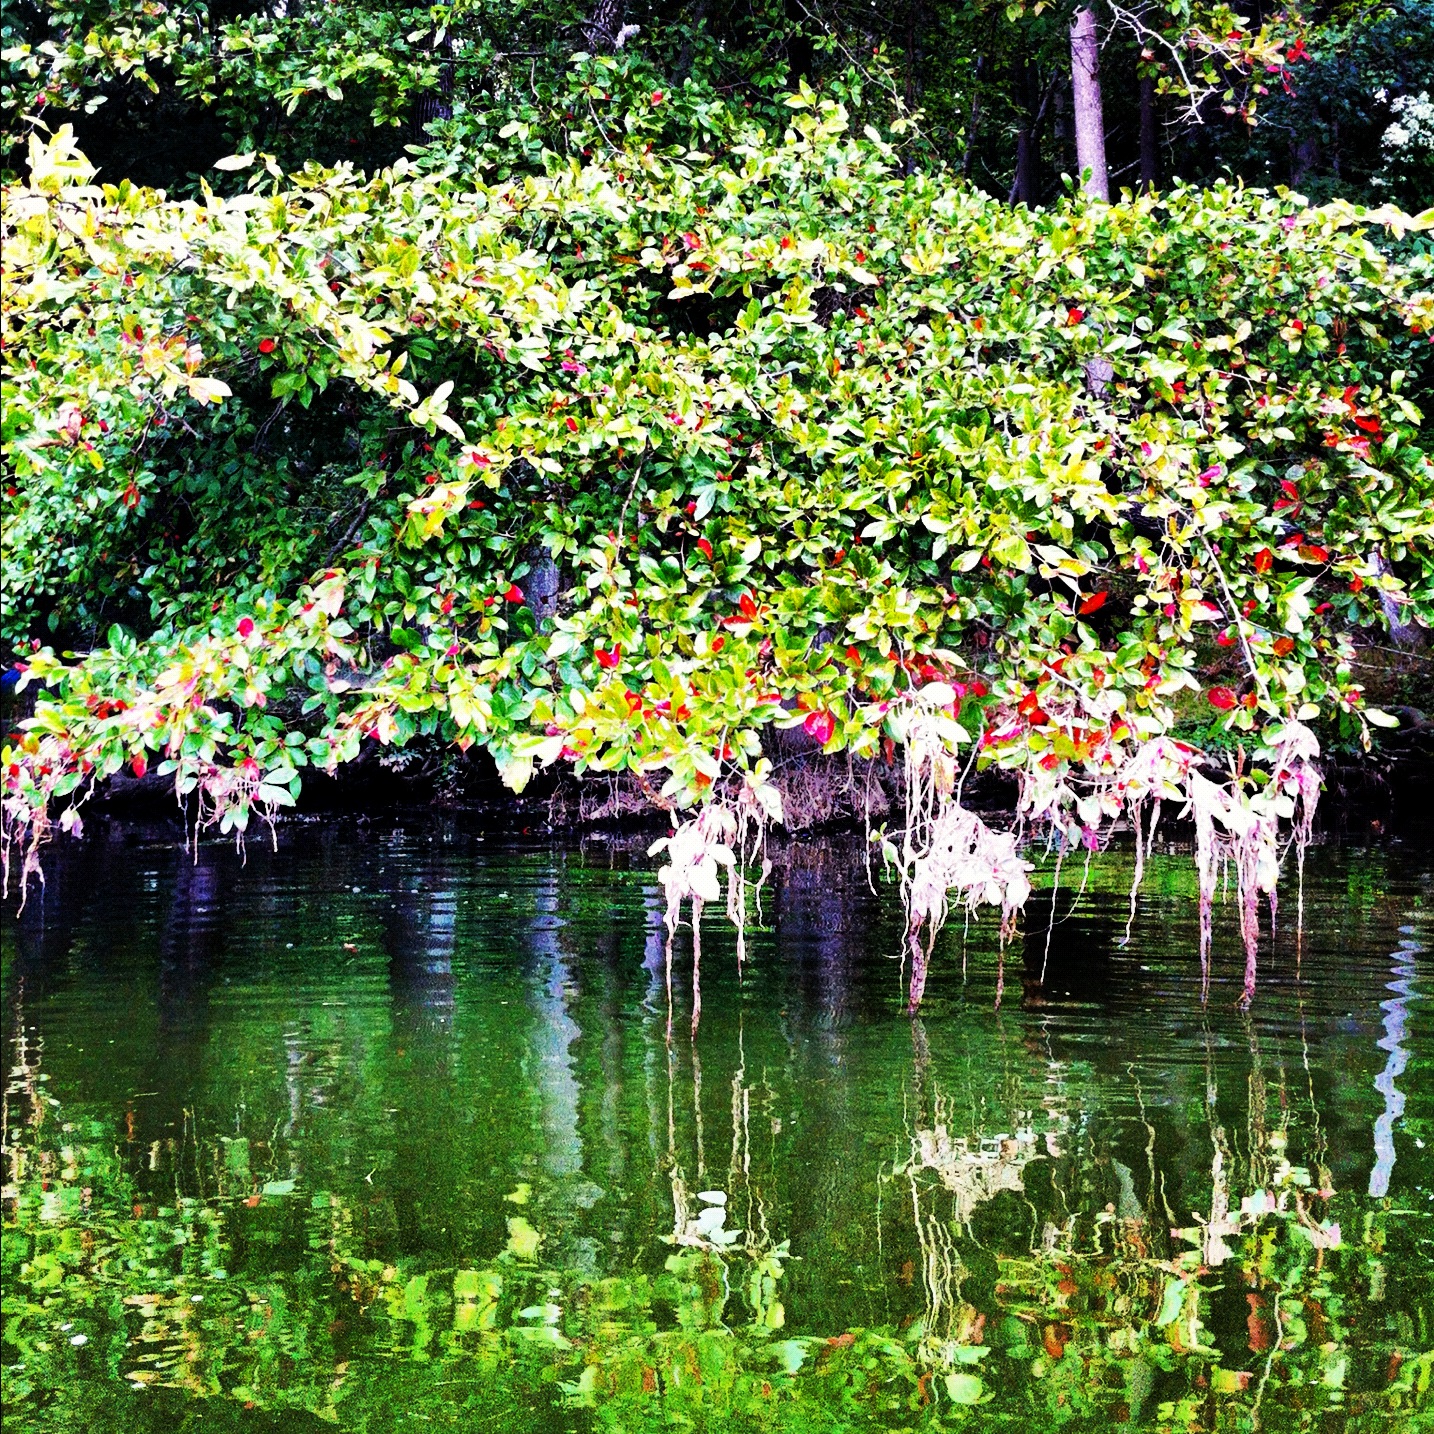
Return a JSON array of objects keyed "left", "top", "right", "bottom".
[{"left": 3, "top": 9, "right": 1433, "bottom": 1003}]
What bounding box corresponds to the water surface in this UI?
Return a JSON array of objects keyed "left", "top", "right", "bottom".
[{"left": 3, "top": 825, "right": 1432, "bottom": 1432}]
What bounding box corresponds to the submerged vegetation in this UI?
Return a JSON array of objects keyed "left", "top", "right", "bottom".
[{"left": 3, "top": 0, "right": 1434, "bottom": 998}]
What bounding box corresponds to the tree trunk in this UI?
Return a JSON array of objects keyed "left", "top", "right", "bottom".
[
  {"left": 1069, "top": 5, "right": 1108, "bottom": 200},
  {"left": 1139, "top": 73, "right": 1157, "bottom": 193},
  {"left": 1053, "top": 81, "right": 1069, "bottom": 175},
  {"left": 961, "top": 54, "right": 984, "bottom": 180},
  {"left": 1009, "top": 66, "right": 1059, "bottom": 206},
  {"left": 784, "top": 0, "right": 814, "bottom": 84},
  {"left": 672, "top": 0, "right": 709, "bottom": 81},
  {"left": 1013, "top": 125, "right": 1035, "bottom": 204},
  {"left": 1018, "top": 63, "right": 1042, "bottom": 204},
  {"left": 410, "top": 35, "right": 454, "bottom": 136},
  {"left": 582, "top": 0, "right": 625, "bottom": 52},
  {"left": 904, "top": 0, "right": 924, "bottom": 109}
]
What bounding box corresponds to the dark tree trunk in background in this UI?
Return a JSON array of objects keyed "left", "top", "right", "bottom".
[
  {"left": 582, "top": 0, "right": 626, "bottom": 52},
  {"left": 673, "top": 0, "right": 709, "bottom": 81},
  {"left": 904, "top": 0, "right": 924, "bottom": 109},
  {"left": 1053, "top": 81, "right": 1069, "bottom": 177},
  {"left": 1069, "top": 5, "right": 1108, "bottom": 200},
  {"left": 1291, "top": 130, "right": 1320, "bottom": 189},
  {"left": 1018, "top": 63, "right": 1043, "bottom": 204},
  {"left": 785, "top": 0, "right": 814, "bottom": 83},
  {"left": 1139, "top": 73, "right": 1158, "bottom": 192},
  {"left": 1010, "top": 66, "right": 1059, "bottom": 206},
  {"left": 961, "top": 54, "right": 985, "bottom": 180},
  {"left": 1014, "top": 116, "right": 1039, "bottom": 205},
  {"left": 412, "top": 35, "right": 454, "bottom": 132}
]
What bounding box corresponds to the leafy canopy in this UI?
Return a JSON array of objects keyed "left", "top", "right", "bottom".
[{"left": 2, "top": 68, "right": 1433, "bottom": 892}]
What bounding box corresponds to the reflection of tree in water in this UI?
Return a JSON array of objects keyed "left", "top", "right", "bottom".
[
  {"left": 522, "top": 868, "right": 582, "bottom": 1184},
  {"left": 889, "top": 1018, "right": 1057, "bottom": 1366},
  {"left": 879, "top": 1010, "right": 1384, "bottom": 1419},
  {"left": 375, "top": 840, "right": 457, "bottom": 1033},
  {"left": 4, "top": 837, "right": 1431, "bottom": 1432}
]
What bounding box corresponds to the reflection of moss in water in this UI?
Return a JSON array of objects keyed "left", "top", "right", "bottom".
[{"left": 5, "top": 1091, "right": 1430, "bottom": 1434}]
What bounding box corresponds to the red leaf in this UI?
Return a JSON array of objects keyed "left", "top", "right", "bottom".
[
  {"left": 131, "top": 755, "right": 147, "bottom": 779},
  {"left": 739, "top": 592, "right": 758, "bottom": 620},
  {"left": 1253, "top": 547, "right": 1273, "bottom": 573},
  {"left": 237, "top": 617, "right": 255, "bottom": 638},
  {"left": 595, "top": 646, "right": 621, "bottom": 669},
  {"left": 503, "top": 584, "right": 523, "bottom": 603},
  {"left": 696, "top": 537, "right": 713, "bottom": 559},
  {"left": 1067, "top": 308, "right": 1085, "bottom": 326},
  {"left": 1207, "top": 687, "right": 1237, "bottom": 711},
  {"left": 1078, "top": 590, "right": 1108, "bottom": 615},
  {"left": 804, "top": 710, "right": 835, "bottom": 745}
]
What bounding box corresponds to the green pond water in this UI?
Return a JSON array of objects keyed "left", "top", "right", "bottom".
[{"left": 2, "top": 825, "right": 1432, "bottom": 1433}]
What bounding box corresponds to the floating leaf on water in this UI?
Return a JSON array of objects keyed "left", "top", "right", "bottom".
[
  {"left": 950, "top": 1344, "right": 990, "bottom": 1364},
  {"left": 453, "top": 1269, "right": 499, "bottom": 1302},
  {"left": 770, "top": 1339, "right": 808, "bottom": 1373},
  {"left": 945, "top": 1370, "right": 985, "bottom": 1404},
  {"left": 1155, "top": 1277, "right": 1188, "bottom": 1327},
  {"left": 506, "top": 1215, "right": 542, "bottom": 1260}
]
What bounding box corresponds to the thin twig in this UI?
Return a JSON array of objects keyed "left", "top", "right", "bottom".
[{"left": 1200, "top": 534, "right": 1269, "bottom": 700}]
